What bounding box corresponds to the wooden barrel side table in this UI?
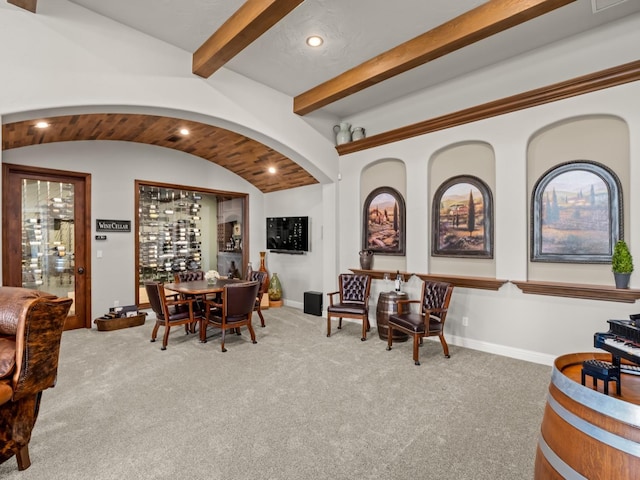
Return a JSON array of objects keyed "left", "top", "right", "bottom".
[
  {"left": 535, "top": 352, "right": 640, "bottom": 479},
  {"left": 376, "top": 291, "right": 409, "bottom": 342}
]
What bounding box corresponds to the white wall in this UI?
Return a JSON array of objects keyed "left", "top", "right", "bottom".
[
  {"left": 263, "top": 184, "right": 324, "bottom": 309},
  {"left": 2, "top": 1, "right": 640, "bottom": 366},
  {"left": 339, "top": 83, "right": 640, "bottom": 366}
]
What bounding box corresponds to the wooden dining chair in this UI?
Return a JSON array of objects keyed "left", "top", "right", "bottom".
[
  {"left": 247, "top": 270, "right": 268, "bottom": 327},
  {"left": 386, "top": 280, "right": 454, "bottom": 365},
  {"left": 200, "top": 281, "right": 261, "bottom": 352},
  {"left": 326, "top": 273, "right": 372, "bottom": 341},
  {"left": 145, "top": 281, "right": 197, "bottom": 350}
]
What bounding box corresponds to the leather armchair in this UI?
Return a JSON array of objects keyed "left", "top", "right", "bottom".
[{"left": 0, "top": 287, "right": 73, "bottom": 470}]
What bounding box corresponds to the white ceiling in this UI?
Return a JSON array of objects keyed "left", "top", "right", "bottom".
[{"left": 66, "top": 0, "right": 640, "bottom": 118}]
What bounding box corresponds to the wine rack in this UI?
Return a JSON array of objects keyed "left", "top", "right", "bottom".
[{"left": 138, "top": 187, "right": 203, "bottom": 284}]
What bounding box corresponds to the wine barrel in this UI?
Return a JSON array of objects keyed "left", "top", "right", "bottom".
[
  {"left": 535, "top": 352, "right": 640, "bottom": 479},
  {"left": 376, "top": 291, "right": 409, "bottom": 342}
]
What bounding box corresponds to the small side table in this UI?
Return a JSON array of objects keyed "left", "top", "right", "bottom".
[
  {"left": 376, "top": 291, "right": 409, "bottom": 342},
  {"left": 581, "top": 359, "right": 621, "bottom": 396}
]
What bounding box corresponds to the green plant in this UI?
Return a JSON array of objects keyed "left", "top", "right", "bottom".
[{"left": 612, "top": 240, "right": 634, "bottom": 274}]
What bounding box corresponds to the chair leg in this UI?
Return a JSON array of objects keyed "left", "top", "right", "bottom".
[
  {"left": 413, "top": 334, "right": 421, "bottom": 365},
  {"left": 439, "top": 333, "right": 450, "bottom": 358},
  {"left": 16, "top": 445, "right": 31, "bottom": 471},
  {"left": 361, "top": 317, "right": 367, "bottom": 341},
  {"left": 150, "top": 321, "right": 160, "bottom": 343},
  {"left": 247, "top": 322, "right": 257, "bottom": 344},
  {"left": 220, "top": 329, "right": 227, "bottom": 352},
  {"left": 161, "top": 326, "right": 170, "bottom": 350},
  {"left": 338, "top": 318, "right": 342, "bottom": 329},
  {"left": 327, "top": 315, "right": 332, "bottom": 337},
  {"left": 386, "top": 325, "right": 393, "bottom": 351}
]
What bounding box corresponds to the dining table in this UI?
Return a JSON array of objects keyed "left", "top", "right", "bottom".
[
  {"left": 163, "top": 277, "right": 248, "bottom": 342},
  {"left": 162, "top": 277, "right": 246, "bottom": 297}
]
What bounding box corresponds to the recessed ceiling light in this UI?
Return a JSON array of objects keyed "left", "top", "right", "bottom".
[
  {"left": 306, "top": 36, "right": 323, "bottom": 47},
  {"left": 35, "top": 121, "right": 49, "bottom": 129},
  {"left": 179, "top": 128, "right": 189, "bottom": 135},
  {"left": 268, "top": 167, "right": 277, "bottom": 174}
]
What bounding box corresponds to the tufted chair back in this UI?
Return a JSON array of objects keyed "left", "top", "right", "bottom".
[
  {"left": 174, "top": 270, "right": 205, "bottom": 283},
  {"left": 421, "top": 281, "right": 452, "bottom": 319},
  {"left": 339, "top": 274, "right": 370, "bottom": 304},
  {"left": 326, "top": 274, "right": 372, "bottom": 341}
]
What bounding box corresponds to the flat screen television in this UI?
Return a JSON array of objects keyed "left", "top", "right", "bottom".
[{"left": 266, "top": 217, "right": 309, "bottom": 253}]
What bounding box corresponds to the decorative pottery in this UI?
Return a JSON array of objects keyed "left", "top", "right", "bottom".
[
  {"left": 258, "top": 251, "right": 270, "bottom": 293},
  {"left": 268, "top": 272, "right": 282, "bottom": 301},
  {"left": 333, "top": 122, "right": 352, "bottom": 145},
  {"left": 352, "top": 127, "right": 365, "bottom": 141},
  {"left": 359, "top": 250, "right": 374, "bottom": 270}
]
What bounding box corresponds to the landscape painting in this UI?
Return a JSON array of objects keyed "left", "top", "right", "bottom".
[
  {"left": 432, "top": 175, "right": 493, "bottom": 258},
  {"left": 362, "top": 187, "right": 405, "bottom": 255},
  {"left": 531, "top": 161, "right": 621, "bottom": 263}
]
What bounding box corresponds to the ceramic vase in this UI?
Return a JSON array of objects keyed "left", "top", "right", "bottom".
[
  {"left": 333, "top": 122, "right": 352, "bottom": 145},
  {"left": 359, "top": 250, "right": 374, "bottom": 270},
  {"left": 352, "top": 127, "right": 365, "bottom": 141},
  {"left": 258, "top": 251, "right": 270, "bottom": 293},
  {"left": 268, "top": 272, "right": 282, "bottom": 301}
]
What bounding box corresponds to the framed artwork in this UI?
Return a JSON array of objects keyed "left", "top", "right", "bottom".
[
  {"left": 531, "top": 160, "right": 622, "bottom": 263},
  {"left": 362, "top": 187, "right": 405, "bottom": 255},
  {"left": 432, "top": 175, "right": 493, "bottom": 258}
]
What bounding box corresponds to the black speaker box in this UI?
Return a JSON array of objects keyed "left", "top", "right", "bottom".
[{"left": 304, "top": 291, "right": 323, "bottom": 316}]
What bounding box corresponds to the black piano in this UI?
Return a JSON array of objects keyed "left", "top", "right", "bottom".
[{"left": 594, "top": 316, "right": 640, "bottom": 374}]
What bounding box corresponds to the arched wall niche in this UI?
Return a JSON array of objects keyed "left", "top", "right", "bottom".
[
  {"left": 527, "top": 114, "right": 630, "bottom": 284},
  {"left": 429, "top": 141, "right": 496, "bottom": 277},
  {"left": 360, "top": 158, "right": 407, "bottom": 272}
]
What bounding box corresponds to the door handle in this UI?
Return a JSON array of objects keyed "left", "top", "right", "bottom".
[{"left": 77, "top": 267, "right": 85, "bottom": 274}]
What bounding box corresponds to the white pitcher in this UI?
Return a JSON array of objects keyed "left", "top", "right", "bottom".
[{"left": 333, "top": 122, "right": 352, "bottom": 145}]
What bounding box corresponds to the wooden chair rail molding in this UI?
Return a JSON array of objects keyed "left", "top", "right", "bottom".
[
  {"left": 511, "top": 280, "right": 640, "bottom": 303},
  {"left": 349, "top": 269, "right": 507, "bottom": 291},
  {"left": 336, "top": 59, "right": 640, "bottom": 155}
]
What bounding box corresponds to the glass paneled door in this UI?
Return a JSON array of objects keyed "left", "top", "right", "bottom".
[{"left": 3, "top": 164, "right": 90, "bottom": 330}]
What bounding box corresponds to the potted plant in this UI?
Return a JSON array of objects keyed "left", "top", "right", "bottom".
[{"left": 612, "top": 239, "right": 633, "bottom": 289}]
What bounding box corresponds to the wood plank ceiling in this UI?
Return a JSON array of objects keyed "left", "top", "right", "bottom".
[
  {"left": 3, "top": 0, "right": 578, "bottom": 192},
  {"left": 1, "top": 114, "right": 318, "bottom": 194}
]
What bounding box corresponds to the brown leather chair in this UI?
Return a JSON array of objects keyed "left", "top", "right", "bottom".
[
  {"left": 326, "top": 273, "right": 372, "bottom": 341},
  {"left": 145, "top": 281, "right": 197, "bottom": 350},
  {"left": 248, "top": 270, "right": 268, "bottom": 327},
  {"left": 200, "top": 281, "right": 261, "bottom": 352},
  {"left": 0, "top": 287, "right": 73, "bottom": 471},
  {"left": 386, "top": 280, "right": 454, "bottom": 365},
  {"left": 173, "top": 270, "right": 205, "bottom": 283},
  {"left": 173, "top": 269, "right": 208, "bottom": 319}
]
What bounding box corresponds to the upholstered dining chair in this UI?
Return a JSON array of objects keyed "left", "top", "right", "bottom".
[
  {"left": 326, "top": 273, "right": 372, "bottom": 341},
  {"left": 173, "top": 269, "right": 208, "bottom": 316},
  {"left": 386, "top": 280, "right": 454, "bottom": 365},
  {"left": 200, "top": 281, "right": 261, "bottom": 352},
  {"left": 145, "top": 281, "right": 198, "bottom": 350},
  {"left": 173, "top": 269, "right": 205, "bottom": 283},
  {"left": 247, "top": 270, "right": 268, "bottom": 327}
]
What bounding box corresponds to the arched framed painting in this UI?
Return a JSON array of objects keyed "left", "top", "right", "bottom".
[
  {"left": 362, "top": 187, "right": 405, "bottom": 255},
  {"left": 432, "top": 175, "right": 493, "bottom": 258},
  {"left": 531, "top": 160, "right": 622, "bottom": 263}
]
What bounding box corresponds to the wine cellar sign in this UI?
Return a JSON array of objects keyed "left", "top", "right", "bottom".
[{"left": 96, "top": 219, "right": 131, "bottom": 233}]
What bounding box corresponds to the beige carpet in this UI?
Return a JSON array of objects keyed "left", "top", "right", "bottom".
[{"left": 0, "top": 306, "right": 552, "bottom": 479}]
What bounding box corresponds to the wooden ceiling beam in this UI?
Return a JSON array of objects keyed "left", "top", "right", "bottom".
[
  {"left": 293, "top": 0, "right": 577, "bottom": 116},
  {"left": 193, "top": 0, "right": 303, "bottom": 78},
  {"left": 7, "top": 0, "right": 37, "bottom": 13}
]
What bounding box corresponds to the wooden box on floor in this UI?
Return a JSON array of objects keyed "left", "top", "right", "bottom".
[{"left": 94, "top": 313, "right": 147, "bottom": 331}]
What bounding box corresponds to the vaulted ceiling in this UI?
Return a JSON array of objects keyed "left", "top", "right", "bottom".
[{"left": 4, "top": 0, "right": 639, "bottom": 192}]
